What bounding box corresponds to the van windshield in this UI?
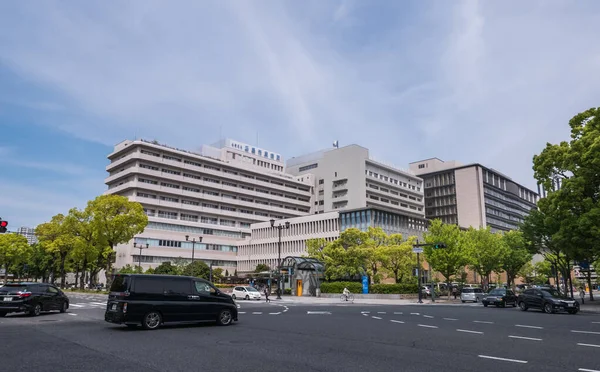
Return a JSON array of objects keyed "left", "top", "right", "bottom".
[{"left": 110, "top": 275, "right": 130, "bottom": 292}]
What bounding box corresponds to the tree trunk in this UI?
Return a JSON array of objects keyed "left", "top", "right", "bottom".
[
  {"left": 80, "top": 258, "right": 88, "bottom": 290},
  {"left": 74, "top": 266, "right": 80, "bottom": 288},
  {"left": 59, "top": 253, "right": 67, "bottom": 289},
  {"left": 586, "top": 268, "right": 594, "bottom": 301},
  {"left": 3, "top": 263, "right": 8, "bottom": 283}
]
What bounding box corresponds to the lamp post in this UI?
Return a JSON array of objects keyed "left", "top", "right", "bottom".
[
  {"left": 185, "top": 235, "right": 202, "bottom": 276},
  {"left": 270, "top": 219, "right": 290, "bottom": 300},
  {"left": 209, "top": 262, "right": 214, "bottom": 283},
  {"left": 133, "top": 242, "right": 149, "bottom": 272}
]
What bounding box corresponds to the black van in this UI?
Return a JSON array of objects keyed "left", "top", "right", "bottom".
[{"left": 104, "top": 274, "right": 238, "bottom": 330}]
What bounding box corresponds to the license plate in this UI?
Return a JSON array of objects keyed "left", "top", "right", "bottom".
[
  {"left": 567, "top": 304, "right": 573, "bottom": 307},
  {"left": 111, "top": 304, "right": 117, "bottom": 311},
  {"left": 3, "top": 297, "right": 12, "bottom": 302}
]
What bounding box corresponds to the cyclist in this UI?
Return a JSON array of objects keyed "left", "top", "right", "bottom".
[{"left": 342, "top": 287, "right": 350, "bottom": 301}]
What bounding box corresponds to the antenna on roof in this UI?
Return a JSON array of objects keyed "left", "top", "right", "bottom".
[{"left": 333, "top": 140, "right": 339, "bottom": 149}]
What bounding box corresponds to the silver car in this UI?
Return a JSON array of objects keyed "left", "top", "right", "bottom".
[{"left": 461, "top": 288, "right": 484, "bottom": 303}]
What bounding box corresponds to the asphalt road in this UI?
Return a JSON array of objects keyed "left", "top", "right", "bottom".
[{"left": 1, "top": 296, "right": 599, "bottom": 372}]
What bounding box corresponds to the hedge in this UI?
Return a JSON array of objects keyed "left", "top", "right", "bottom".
[{"left": 320, "top": 282, "right": 418, "bottom": 294}]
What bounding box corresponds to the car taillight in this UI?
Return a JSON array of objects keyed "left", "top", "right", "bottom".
[
  {"left": 18, "top": 292, "right": 31, "bottom": 298},
  {"left": 123, "top": 303, "right": 128, "bottom": 313}
]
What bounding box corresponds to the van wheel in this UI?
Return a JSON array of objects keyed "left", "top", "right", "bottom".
[
  {"left": 60, "top": 301, "right": 68, "bottom": 313},
  {"left": 217, "top": 309, "right": 233, "bottom": 326},
  {"left": 29, "top": 303, "right": 42, "bottom": 317},
  {"left": 231, "top": 294, "right": 236, "bottom": 300},
  {"left": 245, "top": 295, "right": 249, "bottom": 300},
  {"left": 519, "top": 301, "right": 528, "bottom": 311},
  {"left": 142, "top": 311, "right": 162, "bottom": 330}
]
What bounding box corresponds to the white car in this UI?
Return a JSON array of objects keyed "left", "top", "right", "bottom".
[{"left": 231, "top": 286, "right": 262, "bottom": 300}]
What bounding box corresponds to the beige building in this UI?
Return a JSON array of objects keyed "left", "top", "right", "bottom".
[
  {"left": 237, "top": 212, "right": 340, "bottom": 274},
  {"left": 104, "top": 138, "right": 314, "bottom": 273},
  {"left": 409, "top": 158, "right": 538, "bottom": 232}
]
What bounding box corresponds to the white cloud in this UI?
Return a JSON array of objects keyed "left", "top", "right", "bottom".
[{"left": 0, "top": 0, "right": 599, "bottom": 193}]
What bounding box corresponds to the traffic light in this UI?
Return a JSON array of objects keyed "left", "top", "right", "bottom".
[
  {"left": 433, "top": 243, "right": 446, "bottom": 249},
  {"left": 0, "top": 220, "right": 7, "bottom": 233}
]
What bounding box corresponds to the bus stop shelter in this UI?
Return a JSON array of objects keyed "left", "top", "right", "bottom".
[{"left": 280, "top": 256, "right": 325, "bottom": 297}]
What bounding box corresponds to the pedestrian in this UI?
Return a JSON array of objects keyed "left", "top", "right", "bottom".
[
  {"left": 452, "top": 286, "right": 457, "bottom": 300},
  {"left": 579, "top": 287, "right": 585, "bottom": 305},
  {"left": 264, "top": 287, "right": 270, "bottom": 303}
]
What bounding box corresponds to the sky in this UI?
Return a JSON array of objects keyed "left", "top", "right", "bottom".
[{"left": 1, "top": 0, "right": 600, "bottom": 230}]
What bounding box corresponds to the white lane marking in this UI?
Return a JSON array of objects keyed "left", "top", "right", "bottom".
[
  {"left": 372, "top": 316, "right": 382, "bottom": 320},
  {"left": 577, "top": 343, "right": 600, "bottom": 348},
  {"left": 444, "top": 318, "right": 458, "bottom": 321},
  {"left": 478, "top": 355, "right": 527, "bottom": 364},
  {"left": 592, "top": 322, "right": 600, "bottom": 324},
  {"left": 362, "top": 314, "right": 369, "bottom": 316},
  {"left": 252, "top": 312, "right": 262, "bottom": 314},
  {"left": 572, "top": 330, "right": 600, "bottom": 335},
  {"left": 509, "top": 335, "right": 542, "bottom": 341},
  {"left": 238, "top": 312, "right": 246, "bottom": 314},
  {"left": 410, "top": 312, "right": 420, "bottom": 315},
  {"left": 67, "top": 313, "right": 78, "bottom": 316},
  {"left": 361, "top": 311, "right": 371, "bottom": 314},
  {"left": 423, "top": 315, "right": 434, "bottom": 318},
  {"left": 457, "top": 329, "right": 483, "bottom": 334},
  {"left": 393, "top": 312, "right": 403, "bottom": 315},
  {"left": 579, "top": 368, "right": 600, "bottom": 372},
  {"left": 69, "top": 304, "right": 84, "bottom": 307},
  {"left": 418, "top": 324, "right": 438, "bottom": 329},
  {"left": 473, "top": 320, "right": 494, "bottom": 324},
  {"left": 91, "top": 302, "right": 106, "bottom": 306},
  {"left": 377, "top": 312, "right": 386, "bottom": 314},
  {"left": 269, "top": 312, "right": 281, "bottom": 315},
  {"left": 390, "top": 320, "right": 404, "bottom": 324},
  {"left": 515, "top": 324, "right": 543, "bottom": 329},
  {"left": 307, "top": 311, "right": 331, "bottom": 315}
]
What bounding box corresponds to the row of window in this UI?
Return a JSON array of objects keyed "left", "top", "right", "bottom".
[
  {"left": 238, "top": 236, "right": 337, "bottom": 259},
  {"left": 484, "top": 187, "right": 534, "bottom": 211},
  {"left": 134, "top": 255, "right": 237, "bottom": 267},
  {"left": 366, "top": 193, "right": 423, "bottom": 211},
  {"left": 367, "top": 183, "right": 423, "bottom": 202},
  {"left": 135, "top": 237, "right": 239, "bottom": 252},
  {"left": 147, "top": 222, "right": 251, "bottom": 239},
  {"left": 144, "top": 208, "right": 255, "bottom": 229},
  {"left": 137, "top": 150, "right": 307, "bottom": 192},
  {"left": 366, "top": 170, "right": 421, "bottom": 192}
]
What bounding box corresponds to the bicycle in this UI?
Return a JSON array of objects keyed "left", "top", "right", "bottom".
[{"left": 340, "top": 293, "right": 354, "bottom": 303}]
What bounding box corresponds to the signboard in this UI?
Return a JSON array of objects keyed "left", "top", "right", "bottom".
[
  {"left": 362, "top": 275, "right": 369, "bottom": 294},
  {"left": 412, "top": 247, "right": 424, "bottom": 253}
]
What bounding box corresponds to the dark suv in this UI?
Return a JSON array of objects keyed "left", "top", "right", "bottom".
[
  {"left": 0, "top": 282, "right": 70, "bottom": 317},
  {"left": 105, "top": 274, "right": 238, "bottom": 330},
  {"left": 517, "top": 287, "right": 580, "bottom": 314}
]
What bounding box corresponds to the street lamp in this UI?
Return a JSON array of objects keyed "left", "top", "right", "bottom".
[
  {"left": 133, "top": 241, "right": 149, "bottom": 272},
  {"left": 209, "top": 262, "right": 214, "bottom": 283},
  {"left": 270, "top": 219, "right": 290, "bottom": 300},
  {"left": 185, "top": 235, "right": 202, "bottom": 276}
]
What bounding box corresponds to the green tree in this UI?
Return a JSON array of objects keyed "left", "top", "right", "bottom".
[
  {"left": 0, "top": 234, "right": 30, "bottom": 283},
  {"left": 360, "top": 227, "right": 388, "bottom": 284},
  {"left": 254, "top": 263, "right": 270, "bottom": 273},
  {"left": 464, "top": 226, "right": 506, "bottom": 290},
  {"left": 153, "top": 261, "right": 180, "bottom": 275},
  {"left": 423, "top": 219, "right": 469, "bottom": 294},
  {"left": 36, "top": 214, "right": 79, "bottom": 288},
  {"left": 69, "top": 207, "right": 104, "bottom": 290},
  {"left": 306, "top": 232, "right": 366, "bottom": 280},
  {"left": 212, "top": 267, "right": 224, "bottom": 283},
  {"left": 500, "top": 230, "right": 532, "bottom": 290},
  {"left": 27, "top": 243, "right": 54, "bottom": 282},
  {"left": 532, "top": 106, "right": 600, "bottom": 300},
  {"left": 182, "top": 260, "right": 210, "bottom": 279},
  {"left": 118, "top": 264, "right": 143, "bottom": 274},
  {"left": 380, "top": 234, "right": 417, "bottom": 283},
  {"left": 87, "top": 195, "right": 148, "bottom": 286}
]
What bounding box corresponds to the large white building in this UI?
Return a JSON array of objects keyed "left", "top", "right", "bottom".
[
  {"left": 17, "top": 227, "right": 38, "bottom": 245},
  {"left": 105, "top": 139, "right": 314, "bottom": 274}
]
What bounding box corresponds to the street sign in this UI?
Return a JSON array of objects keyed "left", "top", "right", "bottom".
[
  {"left": 412, "top": 247, "right": 424, "bottom": 253},
  {"left": 362, "top": 275, "right": 369, "bottom": 294}
]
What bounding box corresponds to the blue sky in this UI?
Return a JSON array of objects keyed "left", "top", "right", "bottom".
[{"left": 1, "top": 0, "right": 600, "bottom": 230}]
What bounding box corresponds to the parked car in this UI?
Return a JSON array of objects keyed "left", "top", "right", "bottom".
[
  {"left": 104, "top": 274, "right": 238, "bottom": 330},
  {"left": 0, "top": 282, "right": 69, "bottom": 317},
  {"left": 460, "top": 287, "right": 484, "bottom": 303},
  {"left": 482, "top": 288, "right": 517, "bottom": 308},
  {"left": 231, "top": 286, "right": 262, "bottom": 300},
  {"left": 517, "top": 287, "right": 580, "bottom": 314}
]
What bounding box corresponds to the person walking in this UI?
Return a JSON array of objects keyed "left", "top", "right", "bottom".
[
  {"left": 452, "top": 286, "right": 457, "bottom": 300},
  {"left": 264, "top": 287, "right": 270, "bottom": 303},
  {"left": 579, "top": 287, "right": 585, "bottom": 305}
]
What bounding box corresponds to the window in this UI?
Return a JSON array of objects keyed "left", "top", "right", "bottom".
[
  {"left": 139, "top": 163, "right": 159, "bottom": 171},
  {"left": 299, "top": 163, "right": 318, "bottom": 172},
  {"left": 161, "top": 182, "right": 180, "bottom": 189},
  {"left": 195, "top": 281, "right": 215, "bottom": 295},
  {"left": 163, "top": 155, "right": 182, "bottom": 162},
  {"left": 47, "top": 286, "right": 59, "bottom": 294},
  {"left": 418, "top": 164, "right": 425, "bottom": 169},
  {"left": 162, "top": 168, "right": 181, "bottom": 175},
  {"left": 163, "top": 278, "right": 191, "bottom": 294},
  {"left": 132, "top": 277, "right": 162, "bottom": 294}
]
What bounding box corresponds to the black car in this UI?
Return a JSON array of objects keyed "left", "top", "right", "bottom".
[
  {"left": 482, "top": 288, "right": 518, "bottom": 308},
  {"left": 517, "top": 287, "right": 580, "bottom": 314},
  {"left": 0, "top": 282, "right": 69, "bottom": 317},
  {"left": 105, "top": 274, "right": 238, "bottom": 330}
]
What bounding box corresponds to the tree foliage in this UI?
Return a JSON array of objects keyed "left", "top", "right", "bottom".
[
  {"left": 464, "top": 226, "right": 505, "bottom": 289},
  {"left": 423, "top": 219, "right": 469, "bottom": 286},
  {"left": 0, "top": 233, "right": 30, "bottom": 283},
  {"left": 499, "top": 230, "right": 532, "bottom": 289}
]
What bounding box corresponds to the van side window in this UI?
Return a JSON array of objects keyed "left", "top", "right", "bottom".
[
  {"left": 164, "top": 279, "right": 191, "bottom": 294},
  {"left": 133, "top": 278, "right": 163, "bottom": 294},
  {"left": 195, "top": 281, "right": 213, "bottom": 295}
]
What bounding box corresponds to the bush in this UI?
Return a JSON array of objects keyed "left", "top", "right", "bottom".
[
  {"left": 370, "top": 283, "right": 418, "bottom": 294},
  {"left": 320, "top": 282, "right": 362, "bottom": 294},
  {"left": 215, "top": 284, "right": 235, "bottom": 288}
]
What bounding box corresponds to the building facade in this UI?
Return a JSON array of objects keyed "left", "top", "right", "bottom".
[
  {"left": 236, "top": 212, "right": 340, "bottom": 274},
  {"left": 104, "top": 139, "right": 314, "bottom": 273},
  {"left": 409, "top": 158, "right": 538, "bottom": 232},
  {"left": 17, "top": 227, "right": 38, "bottom": 245}
]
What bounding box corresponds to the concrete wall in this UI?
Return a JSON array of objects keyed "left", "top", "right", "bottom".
[{"left": 455, "top": 166, "right": 486, "bottom": 229}]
